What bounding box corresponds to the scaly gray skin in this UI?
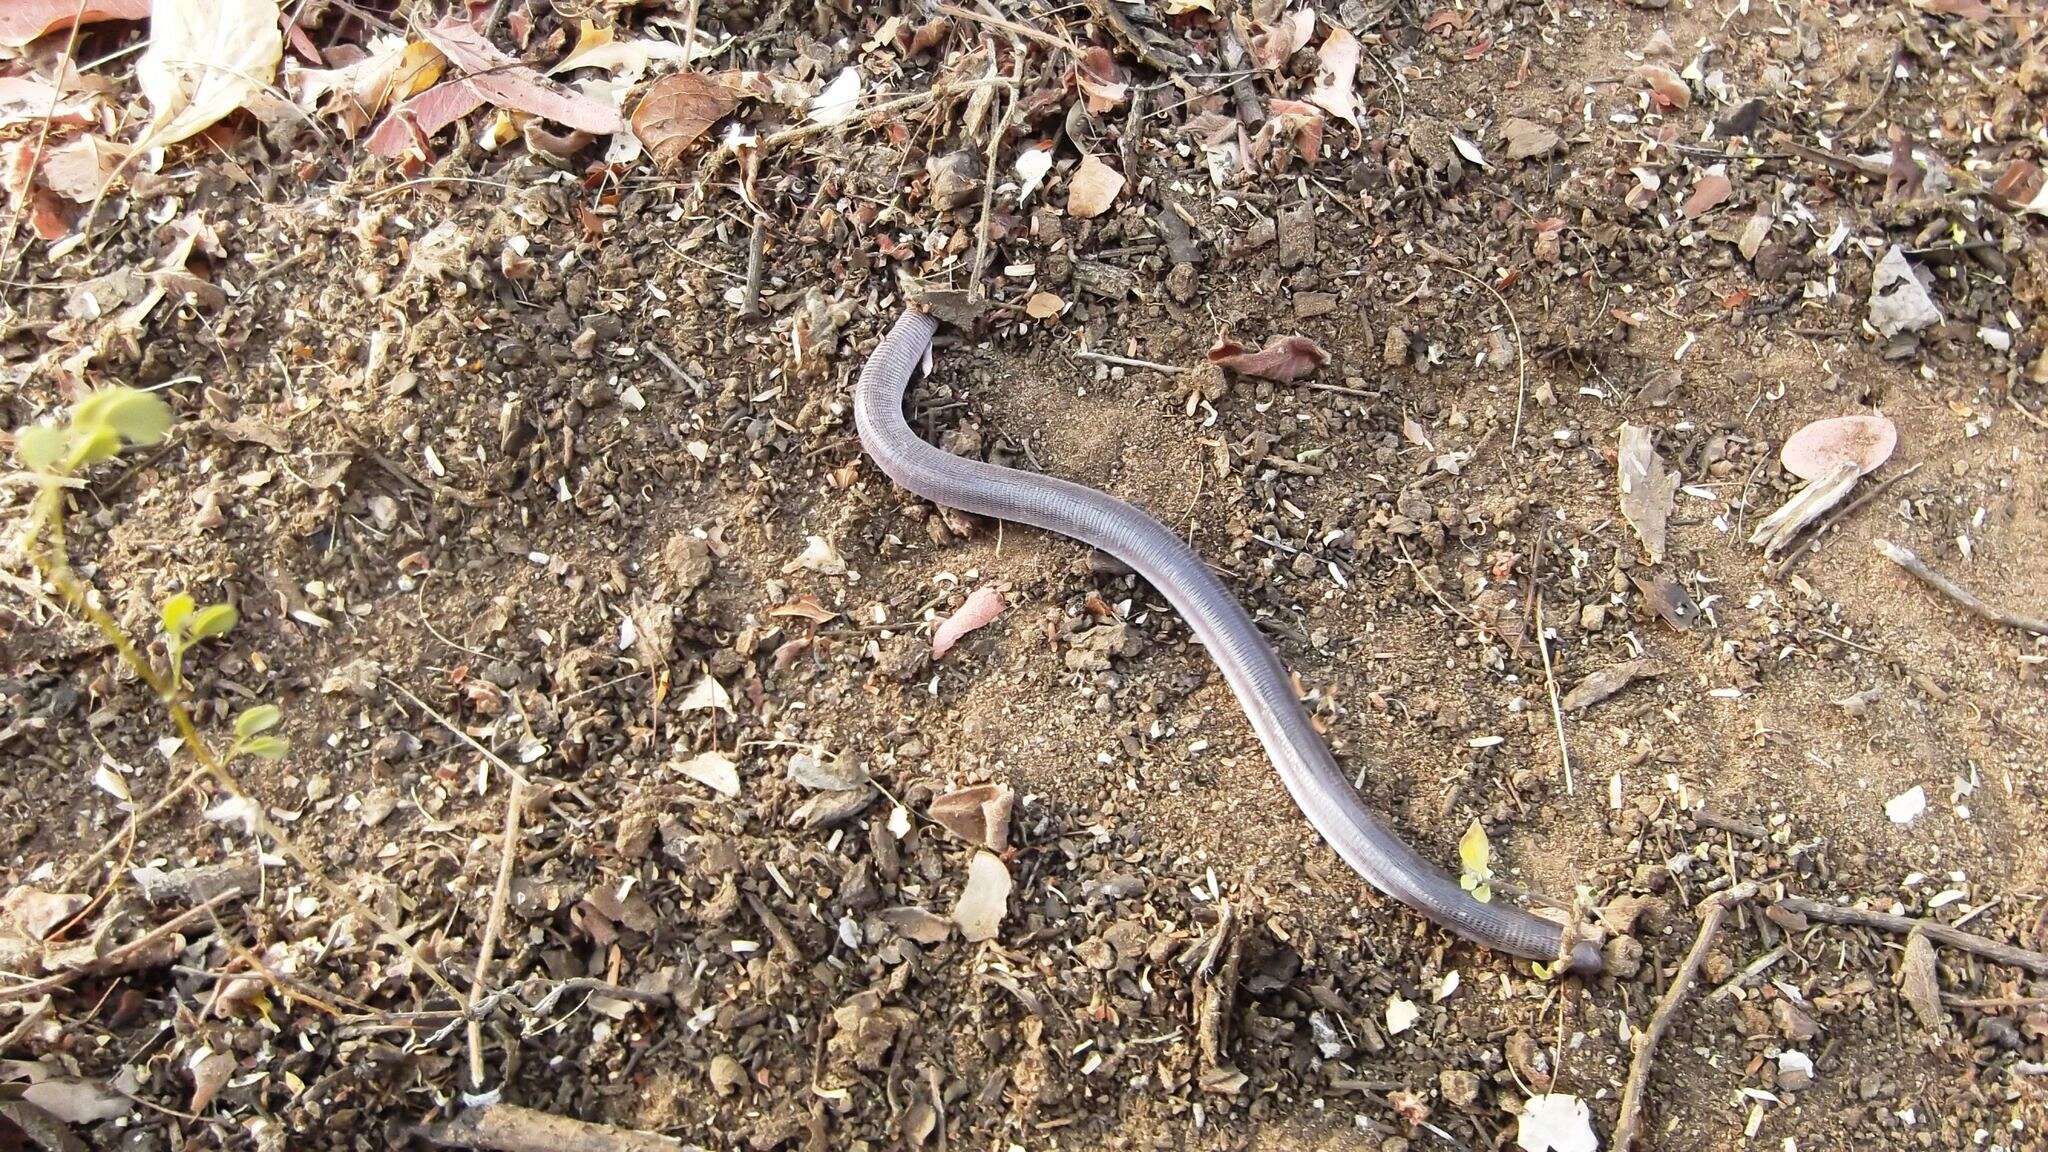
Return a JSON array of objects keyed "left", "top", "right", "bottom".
[{"left": 856, "top": 310, "right": 1602, "bottom": 975}]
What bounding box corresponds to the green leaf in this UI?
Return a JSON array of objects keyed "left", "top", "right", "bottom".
[
  {"left": 68, "top": 425, "right": 122, "bottom": 467},
  {"left": 185, "top": 603, "right": 238, "bottom": 642},
  {"left": 238, "top": 735, "right": 288, "bottom": 760},
  {"left": 161, "top": 593, "right": 196, "bottom": 636},
  {"left": 1457, "top": 820, "right": 1490, "bottom": 873},
  {"left": 100, "top": 389, "right": 174, "bottom": 445},
  {"left": 1530, "top": 960, "right": 1558, "bottom": 982},
  {"left": 71, "top": 389, "right": 120, "bottom": 430},
  {"left": 1457, "top": 820, "right": 1493, "bottom": 903},
  {"left": 234, "top": 704, "right": 281, "bottom": 739},
  {"left": 16, "top": 424, "right": 66, "bottom": 471}
]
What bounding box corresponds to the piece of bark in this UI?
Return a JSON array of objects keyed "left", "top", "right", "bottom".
[
  {"left": 1617, "top": 424, "right": 1678, "bottom": 563},
  {"left": 417, "top": 1103, "right": 694, "bottom": 1152}
]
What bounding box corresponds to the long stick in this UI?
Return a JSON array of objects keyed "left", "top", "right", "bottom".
[
  {"left": 1613, "top": 881, "right": 1758, "bottom": 1152},
  {"left": 1777, "top": 895, "right": 2048, "bottom": 976},
  {"left": 1874, "top": 538, "right": 2048, "bottom": 637},
  {"left": 466, "top": 777, "right": 526, "bottom": 1090},
  {"left": 416, "top": 1103, "right": 686, "bottom": 1152}
]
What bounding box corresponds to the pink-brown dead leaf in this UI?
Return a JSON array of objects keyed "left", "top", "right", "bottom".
[
  {"left": 39, "top": 135, "right": 124, "bottom": 202},
  {"left": 367, "top": 80, "right": 487, "bottom": 158},
  {"left": 0, "top": 0, "right": 148, "bottom": 49},
  {"left": 932, "top": 585, "right": 1007, "bottom": 660},
  {"left": 423, "top": 18, "right": 622, "bottom": 135},
  {"left": 1066, "top": 153, "right": 1124, "bottom": 219},
  {"left": 1074, "top": 46, "right": 1128, "bottom": 113},
  {"left": 0, "top": 77, "right": 98, "bottom": 129},
  {"left": 1208, "top": 334, "right": 1329, "bottom": 383},
  {"left": 1918, "top": 0, "right": 1992, "bottom": 17},
  {"left": 1307, "top": 27, "right": 1360, "bottom": 127},
  {"left": 1681, "top": 171, "right": 1731, "bottom": 219},
  {"left": 1250, "top": 9, "right": 1315, "bottom": 71},
  {"left": 1635, "top": 64, "right": 1690, "bottom": 110},
  {"left": 1258, "top": 99, "right": 1324, "bottom": 169},
  {"left": 1780, "top": 414, "right": 1897, "bottom": 480},
  {"left": 632, "top": 72, "right": 740, "bottom": 170}
]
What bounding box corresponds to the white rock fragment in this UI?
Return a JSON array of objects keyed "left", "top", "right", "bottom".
[
  {"left": 951, "top": 850, "right": 1011, "bottom": 942},
  {"left": 1384, "top": 994, "right": 1420, "bottom": 1036},
  {"left": 1886, "top": 785, "right": 1927, "bottom": 825},
  {"left": 1517, "top": 1093, "right": 1598, "bottom": 1152},
  {"left": 676, "top": 750, "right": 741, "bottom": 798},
  {"left": 1868, "top": 245, "right": 1941, "bottom": 337},
  {"left": 1777, "top": 1049, "right": 1815, "bottom": 1092}
]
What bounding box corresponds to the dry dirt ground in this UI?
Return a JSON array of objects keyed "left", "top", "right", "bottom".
[{"left": 4, "top": 1, "right": 2048, "bottom": 1150}]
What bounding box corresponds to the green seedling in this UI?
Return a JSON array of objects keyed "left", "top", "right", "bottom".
[
  {"left": 14, "top": 386, "right": 289, "bottom": 774},
  {"left": 1458, "top": 819, "right": 1494, "bottom": 904}
]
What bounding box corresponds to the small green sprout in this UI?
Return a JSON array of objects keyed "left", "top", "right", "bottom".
[
  {"left": 1458, "top": 820, "right": 1494, "bottom": 904},
  {"left": 160, "top": 592, "right": 239, "bottom": 692},
  {"left": 230, "top": 704, "right": 288, "bottom": 762},
  {"left": 15, "top": 387, "right": 172, "bottom": 477},
  {"left": 14, "top": 386, "right": 287, "bottom": 766}
]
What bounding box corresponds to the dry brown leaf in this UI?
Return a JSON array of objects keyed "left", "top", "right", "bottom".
[
  {"left": 1067, "top": 153, "right": 1124, "bottom": 218},
  {"left": 1616, "top": 423, "right": 1677, "bottom": 563},
  {"left": 1024, "top": 291, "right": 1064, "bottom": 319},
  {"left": 1501, "top": 117, "right": 1560, "bottom": 161},
  {"left": 1260, "top": 98, "right": 1325, "bottom": 168},
  {"left": 1630, "top": 572, "right": 1699, "bottom": 631},
  {"left": 1681, "top": 169, "right": 1732, "bottom": 219},
  {"left": 0, "top": 0, "right": 148, "bottom": 48},
  {"left": 1634, "top": 64, "right": 1690, "bottom": 110},
  {"left": 1307, "top": 27, "right": 1360, "bottom": 127},
  {"left": 1250, "top": 9, "right": 1315, "bottom": 71},
  {"left": 422, "top": 18, "right": 622, "bottom": 134},
  {"left": 1074, "top": 46, "right": 1127, "bottom": 113},
  {"left": 138, "top": 0, "right": 284, "bottom": 148},
  {"left": 632, "top": 72, "right": 739, "bottom": 170},
  {"left": 38, "top": 135, "right": 124, "bottom": 202},
  {"left": 1561, "top": 659, "right": 1658, "bottom": 711},
  {"left": 1208, "top": 334, "right": 1329, "bottom": 382},
  {"left": 366, "top": 80, "right": 485, "bottom": 158}
]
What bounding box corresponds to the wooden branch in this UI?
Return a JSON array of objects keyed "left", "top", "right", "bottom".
[
  {"left": 1613, "top": 881, "right": 1759, "bottom": 1152},
  {"left": 1874, "top": 539, "right": 2048, "bottom": 637},
  {"left": 0, "top": 887, "right": 245, "bottom": 1002},
  {"left": 1776, "top": 896, "right": 2048, "bottom": 976},
  {"left": 416, "top": 1103, "right": 690, "bottom": 1152}
]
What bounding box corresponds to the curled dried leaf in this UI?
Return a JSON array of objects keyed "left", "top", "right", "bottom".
[
  {"left": 1066, "top": 153, "right": 1124, "bottom": 218},
  {"left": 631, "top": 72, "right": 738, "bottom": 169},
  {"left": 1207, "top": 334, "right": 1328, "bottom": 383}
]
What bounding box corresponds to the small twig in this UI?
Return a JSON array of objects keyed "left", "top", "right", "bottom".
[
  {"left": 0, "top": 0, "right": 89, "bottom": 280},
  {"left": 1613, "top": 881, "right": 1759, "bottom": 1152},
  {"left": 936, "top": 2, "right": 1074, "bottom": 53},
  {"left": 415, "top": 1102, "right": 686, "bottom": 1152},
  {"left": 1073, "top": 349, "right": 1185, "bottom": 374},
  {"left": 739, "top": 215, "right": 766, "bottom": 320},
  {"left": 466, "top": 776, "right": 525, "bottom": 1092},
  {"left": 385, "top": 678, "right": 531, "bottom": 789},
  {"left": 1767, "top": 462, "right": 1922, "bottom": 580},
  {"left": 1874, "top": 538, "right": 2048, "bottom": 637},
  {"left": 0, "top": 888, "right": 246, "bottom": 1002},
  {"left": 1776, "top": 895, "right": 2048, "bottom": 975},
  {"left": 968, "top": 63, "right": 1022, "bottom": 303},
  {"left": 1434, "top": 262, "right": 1529, "bottom": 455},
  {"left": 2010, "top": 397, "right": 2048, "bottom": 432},
  {"left": 759, "top": 78, "right": 1009, "bottom": 154},
  {"left": 1533, "top": 597, "right": 1574, "bottom": 795}
]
